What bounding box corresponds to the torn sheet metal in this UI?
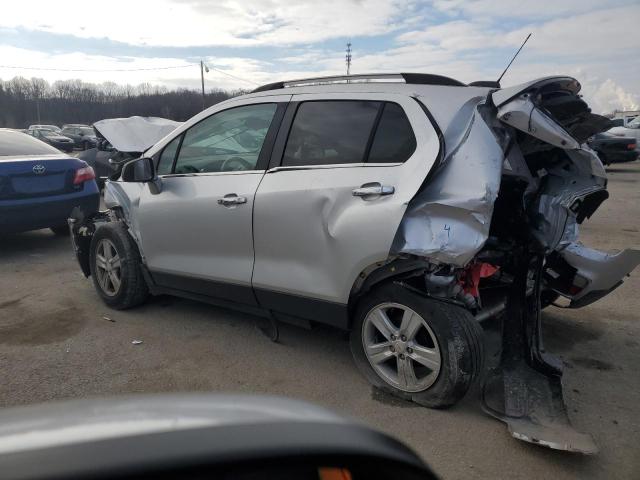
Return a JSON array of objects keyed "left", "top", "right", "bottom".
[
  {"left": 391, "top": 100, "right": 503, "bottom": 267},
  {"left": 483, "top": 362, "right": 598, "bottom": 454},
  {"left": 529, "top": 148, "right": 607, "bottom": 252},
  {"left": 558, "top": 243, "right": 640, "bottom": 307},
  {"left": 93, "top": 116, "right": 181, "bottom": 153}
]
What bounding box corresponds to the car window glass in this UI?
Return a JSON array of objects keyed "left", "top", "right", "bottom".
[
  {"left": 0, "top": 131, "right": 60, "bottom": 156},
  {"left": 157, "top": 135, "right": 181, "bottom": 175},
  {"left": 368, "top": 103, "right": 416, "bottom": 163},
  {"left": 282, "top": 101, "right": 381, "bottom": 167},
  {"left": 174, "top": 103, "right": 277, "bottom": 174}
]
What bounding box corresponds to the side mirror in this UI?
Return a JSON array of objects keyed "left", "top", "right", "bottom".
[{"left": 121, "top": 157, "right": 155, "bottom": 182}]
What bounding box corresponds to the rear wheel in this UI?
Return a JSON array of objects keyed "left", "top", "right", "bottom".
[
  {"left": 90, "top": 222, "right": 149, "bottom": 309},
  {"left": 350, "top": 282, "right": 484, "bottom": 408}
]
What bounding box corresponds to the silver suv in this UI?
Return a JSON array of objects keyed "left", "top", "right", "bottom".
[{"left": 70, "top": 73, "right": 639, "bottom": 451}]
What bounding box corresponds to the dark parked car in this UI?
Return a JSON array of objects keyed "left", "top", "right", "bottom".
[
  {"left": 0, "top": 394, "right": 436, "bottom": 480},
  {"left": 588, "top": 132, "right": 638, "bottom": 164},
  {"left": 26, "top": 127, "right": 74, "bottom": 153},
  {"left": 60, "top": 125, "right": 98, "bottom": 150},
  {"left": 0, "top": 129, "right": 99, "bottom": 235}
]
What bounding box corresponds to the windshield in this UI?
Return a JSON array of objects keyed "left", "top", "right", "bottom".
[{"left": 79, "top": 127, "right": 94, "bottom": 136}]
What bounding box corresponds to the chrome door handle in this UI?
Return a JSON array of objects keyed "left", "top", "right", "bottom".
[
  {"left": 217, "top": 194, "right": 247, "bottom": 206},
  {"left": 352, "top": 183, "right": 395, "bottom": 197}
]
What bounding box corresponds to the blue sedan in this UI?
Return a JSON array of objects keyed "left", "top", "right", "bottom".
[{"left": 0, "top": 129, "right": 100, "bottom": 235}]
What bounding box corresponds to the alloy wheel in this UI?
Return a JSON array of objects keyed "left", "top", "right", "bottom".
[
  {"left": 362, "top": 302, "right": 441, "bottom": 393},
  {"left": 95, "top": 238, "right": 122, "bottom": 297}
]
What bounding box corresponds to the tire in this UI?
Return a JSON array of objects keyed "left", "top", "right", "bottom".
[
  {"left": 50, "top": 225, "right": 70, "bottom": 236},
  {"left": 350, "top": 282, "right": 484, "bottom": 409},
  {"left": 89, "top": 221, "right": 149, "bottom": 309}
]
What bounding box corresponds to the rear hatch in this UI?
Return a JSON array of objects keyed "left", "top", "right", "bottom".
[{"left": 0, "top": 155, "right": 87, "bottom": 201}]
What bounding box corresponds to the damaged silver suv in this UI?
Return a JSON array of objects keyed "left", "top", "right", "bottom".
[{"left": 70, "top": 73, "right": 639, "bottom": 453}]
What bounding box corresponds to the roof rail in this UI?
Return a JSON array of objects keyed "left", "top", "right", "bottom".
[{"left": 251, "top": 72, "right": 466, "bottom": 93}]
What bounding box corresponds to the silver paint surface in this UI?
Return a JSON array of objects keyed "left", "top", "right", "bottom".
[
  {"left": 391, "top": 98, "right": 503, "bottom": 267},
  {"left": 251, "top": 92, "right": 441, "bottom": 303},
  {"left": 103, "top": 77, "right": 637, "bottom": 308}
]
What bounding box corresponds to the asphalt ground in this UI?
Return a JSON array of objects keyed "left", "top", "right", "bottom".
[{"left": 1, "top": 161, "right": 639, "bottom": 479}]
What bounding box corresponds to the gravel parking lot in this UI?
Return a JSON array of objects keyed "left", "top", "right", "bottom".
[{"left": 1, "top": 162, "right": 639, "bottom": 479}]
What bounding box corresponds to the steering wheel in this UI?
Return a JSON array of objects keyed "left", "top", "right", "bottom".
[{"left": 221, "top": 156, "right": 252, "bottom": 172}]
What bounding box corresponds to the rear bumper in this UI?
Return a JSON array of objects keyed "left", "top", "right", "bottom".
[
  {"left": 605, "top": 150, "right": 639, "bottom": 163},
  {"left": 0, "top": 183, "right": 100, "bottom": 234}
]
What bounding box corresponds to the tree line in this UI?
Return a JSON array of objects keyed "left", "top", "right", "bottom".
[{"left": 0, "top": 77, "right": 245, "bottom": 128}]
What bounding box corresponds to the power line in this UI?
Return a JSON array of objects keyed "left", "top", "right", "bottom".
[
  {"left": 207, "top": 66, "right": 259, "bottom": 86},
  {"left": 0, "top": 62, "right": 259, "bottom": 86}
]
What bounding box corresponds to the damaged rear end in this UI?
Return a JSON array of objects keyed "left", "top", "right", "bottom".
[{"left": 394, "top": 76, "right": 639, "bottom": 453}]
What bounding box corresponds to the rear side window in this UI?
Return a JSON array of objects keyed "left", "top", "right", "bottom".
[
  {"left": 282, "top": 101, "right": 381, "bottom": 167},
  {"left": 157, "top": 135, "right": 181, "bottom": 175},
  {"left": 368, "top": 103, "right": 416, "bottom": 163},
  {"left": 0, "top": 130, "right": 60, "bottom": 156},
  {"left": 282, "top": 100, "right": 415, "bottom": 167}
]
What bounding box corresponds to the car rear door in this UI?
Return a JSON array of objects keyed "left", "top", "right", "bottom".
[
  {"left": 131, "top": 96, "right": 290, "bottom": 306},
  {"left": 251, "top": 93, "right": 440, "bottom": 323}
]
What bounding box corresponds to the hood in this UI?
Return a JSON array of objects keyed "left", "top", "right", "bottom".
[{"left": 93, "top": 116, "right": 181, "bottom": 153}]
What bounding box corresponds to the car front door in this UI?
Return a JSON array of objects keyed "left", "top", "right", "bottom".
[
  {"left": 252, "top": 93, "right": 441, "bottom": 325},
  {"left": 133, "top": 97, "right": 289, "bottom": 305}
]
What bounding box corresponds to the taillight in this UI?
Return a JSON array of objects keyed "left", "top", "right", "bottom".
[
  {"left": 628, "top": 143, "right": 637, "bottom": 150},
  {"left": 73, "top": 166, "right": 95, "bottom": 185}
]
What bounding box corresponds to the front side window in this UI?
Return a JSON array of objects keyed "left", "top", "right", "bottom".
[
  {"left": 157, "top": 135, "right": 181, "bottom": 175},
  {"left": 282, "top": 101, "right": 381, "bottom": 167},
  {"left": 173, "top": 103, "right": 277, "bottom": 174}
]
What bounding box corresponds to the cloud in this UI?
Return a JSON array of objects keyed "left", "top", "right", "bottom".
[
  {"left": 1, "top": 0, "right": 412, "bottom": 47},
  {"left": 1, "top": 0, "right": 638, "bottom": 113}
]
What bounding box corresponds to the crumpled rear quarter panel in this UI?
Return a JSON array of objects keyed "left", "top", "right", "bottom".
[{"left": 391, "top": 99, "right": 504, "bottom": 267}]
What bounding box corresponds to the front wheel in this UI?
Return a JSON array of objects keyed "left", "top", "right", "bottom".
[
  {"left": 89, "top": 222, "right": 149, "bottom": 309},
  {"left": 350, "top": 282, "right": 484, "bottom": 408}
]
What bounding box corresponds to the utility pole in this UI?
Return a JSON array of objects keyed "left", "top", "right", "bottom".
[
  {"left": 200, "top": 60, "right": 206, "bottom": 111},
  {"left": 345, "top": 42, "right": 352, "bottom": 77}
]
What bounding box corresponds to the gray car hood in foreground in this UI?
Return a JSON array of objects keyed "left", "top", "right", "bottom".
[
  {"left": 0, "top": 394, "right": 346, "bottom": 455},
  {"left": 93, "top": 116, "right": 181, "bottom": 153}
]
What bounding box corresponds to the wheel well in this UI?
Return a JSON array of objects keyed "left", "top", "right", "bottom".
[{"left": 346, "top": 257, "right": 431, "bottom": 328}]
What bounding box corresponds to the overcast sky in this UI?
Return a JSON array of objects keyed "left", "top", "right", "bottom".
[{"left": 1, "top": 0, "right": 638, "bottom": 113}]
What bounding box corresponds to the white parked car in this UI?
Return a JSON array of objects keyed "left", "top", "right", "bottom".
[{"left": 608, "top": 115, "right": 640, "bottom": 150}]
